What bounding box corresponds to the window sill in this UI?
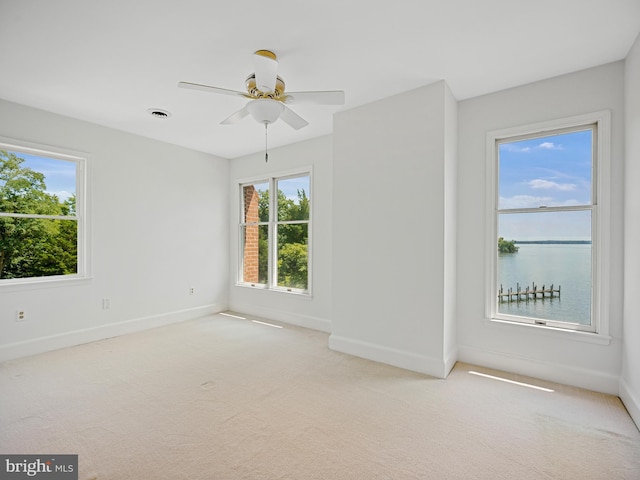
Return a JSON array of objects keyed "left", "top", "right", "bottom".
[
  {"left": 484, "top": 317, "right": 611, "bottom": 345},
  {"left": 0, "top": 276, "right": 93, "bottom": 292},
  {"left": 235, "top": 282, "right": 312, "bottom": 298}
]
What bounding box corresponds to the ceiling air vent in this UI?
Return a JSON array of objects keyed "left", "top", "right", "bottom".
[{"left": 147, "top": 108, "right": 171, "bottom": 119}]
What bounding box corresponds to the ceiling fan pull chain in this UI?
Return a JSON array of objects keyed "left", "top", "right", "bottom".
[{"left": 264, "top": 123, "right": 269, "bottom": 162}]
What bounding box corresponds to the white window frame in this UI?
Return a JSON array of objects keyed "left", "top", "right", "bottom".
[
  {"left": 485, "top": 111, "right": 611, "bottom": 343},
  {"left": 0, "top": 136, "right": 91, "bottom": 289},
  {"left": 237, "top": 167, "right": 312, "bottom": 296}
]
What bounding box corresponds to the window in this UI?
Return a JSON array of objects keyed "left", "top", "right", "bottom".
[
  {"left": 239, "top": 171, "right": 311, "bottom": 294},
  {"left": 486, "top": 112, "right": 611, "bottom": 336},
  {"left": 0, "top": 138, "right": 88, "bottom": 285}
]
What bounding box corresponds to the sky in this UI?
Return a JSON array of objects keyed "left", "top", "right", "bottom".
[
  {"left": 8, "top": 150, "right": 76, "bottom": 202},
  {"left": 277, "top": 176, "right": 309, "bottom": 201},
  {"left": 498, "top": 129, "right": 593, "bottom": 241}
]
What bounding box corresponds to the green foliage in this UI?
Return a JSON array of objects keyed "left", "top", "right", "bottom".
[
  {"left": 258, "top": 187, "right": 309, "bottom": 290},
  {"left": 278, "top": 242, "right": 308, "bottom": 289},
  {"left": 258, "top": 187, "right": 270, "bottom": 222},
  {"left": 0, "top": 150, "right": 77, "bottom": 279},
  {"left": 258, "top": 188, "right": 310, "bottom": 224},
  {"left": 498, "top": 237, "right": 519, "bottom": 254}
]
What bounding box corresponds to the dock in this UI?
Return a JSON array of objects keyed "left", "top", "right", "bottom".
[{"left": 498, "top": 282, "right": 561, "bottom": 303}]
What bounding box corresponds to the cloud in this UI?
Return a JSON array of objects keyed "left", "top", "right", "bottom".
[
  {"left": 554, "top": 199, "right": 583, "bottom": 207},
  {"left": 501, "top": 144, "right": 531, "bottom": 153},
  {"left": 499, "top": 195, "right": 583, "bottom": 209},
  {"left": 501, "top": 141, "right": 563, "bottom": 154},
  {"left": 528, "top": 179, "right": 576, "bottom": 191},
  {"left": 538, "top": 142, "right": 562, "bottom": 150},
  {"left": 499, "top": 195, "right": 553, "bottom": 209},
  {"left": 47, "top": 190, "right": 74, "bottom": 202}
]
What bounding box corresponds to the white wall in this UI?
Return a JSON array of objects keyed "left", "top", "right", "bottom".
[
  {"left": 621, "top": 34, "right": 640, "bottom": 426},
  {"left": 0, "top": 99, "right": 229, "bottom": 361},
  {"left": 228, "top": 135, "right": 333, "bottom": 332},
  {"left": 457, "top": 62, "right": 625, "bottom": 394},
  {"left": 330, "top": 82, "right": 457, "bottom": 378},
  {"left": 443, "top": 83, "right": 458, "bottom": 368}
]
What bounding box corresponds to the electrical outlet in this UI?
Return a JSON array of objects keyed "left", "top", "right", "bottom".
[
  {"left": 189, "top": 287, "right": 195, "bottom": 295},
  {"left": 16, "top": 309, "right": 25, "bottom": 322},
  {"left": 102, "top": 298, "right": 111, "bottom": 310}
]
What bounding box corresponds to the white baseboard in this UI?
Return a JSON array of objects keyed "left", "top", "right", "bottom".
[
  {"left": 328, "top": 334, "right": 450, "bottom": 379},
  {"left": 0, "top": 304, "right": 226, "bottom": 363},
  {"left": 444, "top": 347, "right": 459, "bottom": 377},
  {"left": 457, "top": 344, "right": 620, "bottom": 395},
  {"left": 230, "top": 304, "right": 331, "bottom": 333},
  {"left": 619, "top": 378, "right": 640, "bottom": 430}
]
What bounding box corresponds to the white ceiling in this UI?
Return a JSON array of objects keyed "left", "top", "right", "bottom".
[{"left": 1, "top": 0, "right": 639, "bottom": 159}]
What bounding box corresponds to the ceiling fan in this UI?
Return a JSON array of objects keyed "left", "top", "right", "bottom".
[{"left": 178, "top": 50, "right": 345, "bottom": 130}]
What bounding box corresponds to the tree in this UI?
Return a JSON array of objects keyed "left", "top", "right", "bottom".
[
  {"left": 258, "top": 187, "right": 309, "bottom": 289},
  {"left": 277, "top": 242, "right": 308, "bottom": 289},
  {"left": 498, "top": 237, "right": 519, "bottom": 254},
  {"left": 0, "top": 150, "right": 77, "bottom": 279}
]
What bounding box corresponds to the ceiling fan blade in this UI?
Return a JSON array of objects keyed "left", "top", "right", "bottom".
[
  {"left": 253, "top": 50, "right": 278, "bottom": 93},
  {"left": 280, "top": 105, "right": 309, "bottom": 130},
  {"left": 221, "top": 105, "right": 250, "bottom": 125},
  {"left": 178, "top": 81, "right": 246, "bottom": 98},
  {"left": 284, "top": 90, "right": 345, "bottom": 105}
]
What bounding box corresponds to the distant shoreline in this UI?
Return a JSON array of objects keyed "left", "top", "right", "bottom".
[{"left": 514, "top": 240, "right": 592, "bottom": 244}]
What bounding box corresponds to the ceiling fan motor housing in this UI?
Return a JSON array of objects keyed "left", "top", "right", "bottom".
[{"left": 245, "top": 74, "right": 286, "bottom": 99}]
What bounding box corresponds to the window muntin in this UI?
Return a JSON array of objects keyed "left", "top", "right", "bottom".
[
  {"left": 239, "top": 172, "right": 310, "bottom": 294},
  {"left": 1, "top": 143, "right": 86, "bottom": 284},
  {"left": 492, "top": 125, "right": 597, "bottom": 331}
]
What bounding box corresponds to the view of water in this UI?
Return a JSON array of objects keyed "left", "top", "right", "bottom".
[{"left": 498, "top": 243, "right": 592, "bottom": 325}]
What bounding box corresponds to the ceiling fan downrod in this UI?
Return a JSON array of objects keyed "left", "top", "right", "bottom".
[{"left": 264, "top": 123, "right": 269, "bottom": 163}]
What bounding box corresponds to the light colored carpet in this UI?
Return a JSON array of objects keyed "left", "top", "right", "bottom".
[{"left": 1, "top": 312, "right": 639, "bottom": 479}]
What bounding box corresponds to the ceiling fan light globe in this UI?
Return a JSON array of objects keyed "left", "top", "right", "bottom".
[{"left": 247, "top": 99, "right": 284, "bottom": 125}]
